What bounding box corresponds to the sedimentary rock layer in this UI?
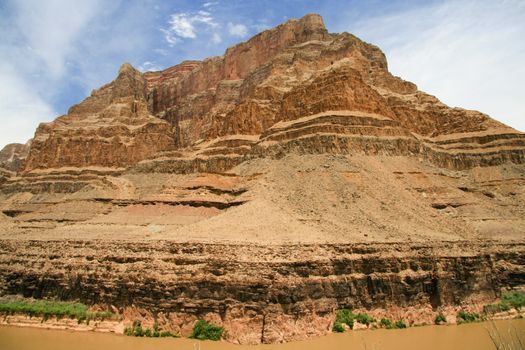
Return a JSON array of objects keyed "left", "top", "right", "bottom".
[{"left": 0, "top": 240, "right": 523, "bottom": 343}]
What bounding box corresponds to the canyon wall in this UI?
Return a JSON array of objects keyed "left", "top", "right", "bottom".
[
  {"left": 0, "top": 13, "right": 524, "bottom": 344},
  {"left": 1, "top": 240, "right": 523, "bottom": 343},
  {"left": 6, "top": 13, "right": 522, "bottom": 173}
]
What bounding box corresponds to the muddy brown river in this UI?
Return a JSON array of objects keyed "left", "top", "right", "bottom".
[{"left": 1, "top": 319, "right": 524, "bottom": 350}]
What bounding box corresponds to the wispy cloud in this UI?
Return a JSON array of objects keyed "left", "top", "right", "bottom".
[
  {"left": 211, "top": 32, "right": 222, "bottom": 44},
  {"left": 10, "top": 0, "right": 105, "bottom": 80},
  {"left": 203, "top": 1, "right": 219, "bottom": 8},
  {"left": 0, "top": 62, "right": 56, "bottom": 145},
  {"left": 162, "top": 10, "right": 218, "bottom": 46},
  {"left": 0, "top": 0, "right": 105, "bottom": 145},
  {"left": 349, "top": 0, "right": 525, "bottom": 131},
  {"left": 160, "top": 28, "right": 180, "bottom": 47},
  {"left": 228, "top": 23, "right": 248, "bottom": 38},
  {"left": 138, "top": 61, "right": 163, "bottom": 72}
]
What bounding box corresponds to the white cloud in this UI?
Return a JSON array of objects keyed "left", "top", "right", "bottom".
[
  {"left": 11, "top": 0, "right": 104, "bottom": 80},
  {"left": 0, "top": 0, "right": 105, "bottom": 147},
  {"left": 211, "top": 32, "right": 222, "bottom": 44},
  {"left": 0, "top": 62, "right": 55, "bottom": 145},
  {"left": 138, "top": 61, "right": 163, "bottom": 72},
  {"left": 164, "top": 10, "right": 218, "bottom": 45},
  {"left": 160, "top": 28, "right": 179, "bottom": 47},
  {"left": 203, "top": 2, "right": 218, "bottom": 8},
  {"left": 228, "top": 22, "right": 248, "bottom": 37},
  {"left": 169, "top": 13, "right": 199, "bottom": 38},
  {"left": 350, "top": 0, "right": 525, "bottom": 132}
]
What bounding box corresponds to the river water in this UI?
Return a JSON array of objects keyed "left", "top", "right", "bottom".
[{"left": 1, "top": 319, "right": 524, "bottom": 350}]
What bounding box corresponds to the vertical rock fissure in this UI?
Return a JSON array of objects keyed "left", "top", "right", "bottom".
[{"left": 261, "top": 313, "right": 266, "bottom": 344}]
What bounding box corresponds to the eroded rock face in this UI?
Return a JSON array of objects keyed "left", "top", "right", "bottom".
[
  {"left": 1, "top": 13, "right": 525, "bottom": 345},
  {"left": 0, "top": 141, "right": 31, "bottom": 172},
  {"left": 23, "top": 64, "right": 175, "bottom": 171},
  {"left": 1, "top": 240, "right": 524, "bottom": 343},
  {"left": 19, "top": 13, "right": 524, "bottom": 172}
]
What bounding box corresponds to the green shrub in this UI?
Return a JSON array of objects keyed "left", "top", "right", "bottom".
[
  {"left": 127, "top": 320, "right": 144, "bottom": 336},
  {"left": 124, "top": 320, "right": 178, "bottom": 338},
  {"left": 0, "top": 300, "right": 113, "bottom": 322},
  {"left": 434, "top": 313, "right": 447, "bottom": 324},
  {"left": 190, "top": 320, "right": 224, "bottom": 341},
  {"left": 355, "top": 313, "right": 375, "bottom": 326},
  {"left": 501, "top": 291, "right": 525, "bottom": 310},
  {"left": 152, "top": 322, "right": 160, "bottom": 337},
  {"left": 394, "top": 320, "right": 406, "bottom": 329},
  {"left": 483, "top": 292, "right": 525, "bottom": 315},
  {"left": 332, "top": 309, "right": 377, "bottom": 332},
  {"left": 483, "top": 303, "right": 510, "bottom": 314},
  {"left": 457, "top": 310, "right": 479, "bottom": 323},
  {"left": 332, "top": 321, "right": 345, "bottom": 333},
  {"left": 333, "top": 309, "right": 355, "bottom": 332},
  {"left": 159, "top": 330, "right": 175, "bottom": 337},
  {"left": 380, "top": 318, "right": 393, "bottom": 329}
]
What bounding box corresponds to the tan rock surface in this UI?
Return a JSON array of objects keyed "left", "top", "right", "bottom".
[
  {"left": 0, "top": 141, "right": 31, "bottom": 172},
  {"left": 23, "top": 64, "right": 175, "bottom": 171},
  {"left": 0, "top": 13, "right": 524, "bottom": 344}
]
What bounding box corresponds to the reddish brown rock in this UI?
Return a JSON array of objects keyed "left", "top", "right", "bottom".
[{"left": 23, "top": 64, "right": 175, "bottom": 171}]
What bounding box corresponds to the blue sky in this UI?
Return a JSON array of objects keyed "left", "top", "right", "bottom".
[{"left": 1, "top": 0, "right": 524, "bottom": 148}]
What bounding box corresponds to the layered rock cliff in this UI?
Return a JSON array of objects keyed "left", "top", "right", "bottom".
[
  {"left": 23, "top": 63, "right": 175, "bottom": 171},
  {"left": 13, "top": 13, "right": 524, "bottom": 173},
  {"left": 0, "top": 14, "right": 524, "bottom": 344}
]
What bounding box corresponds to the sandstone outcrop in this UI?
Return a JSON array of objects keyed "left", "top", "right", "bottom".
[
  {"left": 0, "top": 14, "right": 524, "bottom": 344},
  {"left": 23, "top": 64, "right": 175, "bottom": 171},
  {"left": 0, "top": 141, "right": 30, "bottom": 172}
]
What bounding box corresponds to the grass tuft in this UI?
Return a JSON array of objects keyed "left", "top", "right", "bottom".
[{"left": 501, "top": 291, "right": 525, "bottom": 311}]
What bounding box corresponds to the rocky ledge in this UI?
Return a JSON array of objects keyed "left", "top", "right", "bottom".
[{"left": 1, "top": 240, "right": 524, "bottom": 344}]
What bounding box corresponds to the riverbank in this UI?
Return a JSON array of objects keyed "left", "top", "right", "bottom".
[
  {"left": 2, "top": 239, "right": 525, "bottom": 343},
  {"left": 2, "top": 318, "right": 525, "bottom": 350},
  {"left": 1, "top": 301, "right": 522, "bottom": 342},
  {"left": 0, "top": 314, "right": 122, "bottom": 333}
]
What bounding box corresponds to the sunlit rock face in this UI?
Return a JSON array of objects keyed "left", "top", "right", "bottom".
[{"left": 20, "top": 13, "right": 524, "bottom": 171}]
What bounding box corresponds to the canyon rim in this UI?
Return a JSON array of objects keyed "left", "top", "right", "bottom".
[{"left": 0, "top": 13, "right": 524, "bottom": 344}]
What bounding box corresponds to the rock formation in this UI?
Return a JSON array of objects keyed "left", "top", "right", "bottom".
[
  {"left": 0, "top": 141, "right": 30, "bottom": 186},
  {"left": 0, "top": 14, "right": 524, "bottom": 344},
  {"left": 24, "top": 63, "right": 175, "bottom": 171},
  {"left": 0, "top": 141, "right": 30, "bottom": 172}
]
